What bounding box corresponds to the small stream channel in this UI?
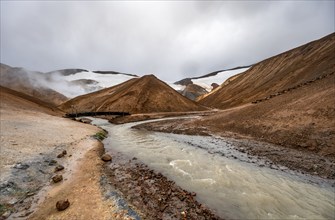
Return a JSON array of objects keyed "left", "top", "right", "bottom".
[{"left": 91, "top": 118, "right": 335, "bottom": 219}]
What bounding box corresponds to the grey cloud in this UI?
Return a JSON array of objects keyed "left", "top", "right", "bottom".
[{"left": 1, "top": 1, "right": 334, "bottom": 81}]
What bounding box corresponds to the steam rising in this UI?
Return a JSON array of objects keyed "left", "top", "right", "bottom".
[{"left": 0, "top": 64, "right": 137, "bottom": 98}]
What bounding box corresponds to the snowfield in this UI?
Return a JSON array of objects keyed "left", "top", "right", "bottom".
[
  {"left": 64, "top": 71, "right": 138, "bottom": 88},
  {"left": 168, "top": 83, "right": 186, "bottom": 92},
  {"left": 192, "top": 67, "right": 250, "bottom": 91}
]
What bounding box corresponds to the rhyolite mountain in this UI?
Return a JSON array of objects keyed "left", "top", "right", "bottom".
[
  {"left": 59, "top": 75, "right": 208, "bottom": 114},
  {"left": 0, "top": 85, "right": 63, "bottom": 116},
  {"left": 198, "top": 33, "right": 335, "bottom": 109},
  {"left": 0, "top": 63, "right": 68, "bottom": 106}
]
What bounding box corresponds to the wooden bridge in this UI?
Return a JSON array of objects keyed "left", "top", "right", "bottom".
[{"left": 65, "top": 111, "right": 130, "bottom": 118}]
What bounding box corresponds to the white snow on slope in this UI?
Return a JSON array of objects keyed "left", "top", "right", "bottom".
[
  {"left": 47, "top": 70, "right": 138, "bottom": 98},
  {"left": 168, "top": 83, "right": 186, "bottom": 92},
  {"left": 64, "top": 71, "right": 137, "bottom": 88},
  {"left": 192, "top": 67, "right": 250, "bottom": 92}
]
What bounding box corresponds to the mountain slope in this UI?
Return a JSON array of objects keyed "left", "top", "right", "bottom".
[
  {"left": 60, "top": 75, "right": 208, "bottom": 114},
  {"left": 0, "top": 64, "right": 68, "bottom": 106},
  {"left": 191, "top": 70, "right": 335, "bottom": 156},
  {"left": 0, "top": 86, "right": 63, "bottom": 116},
  {"left": 198, "top": 33, "right": 335, "bottom": 109}
]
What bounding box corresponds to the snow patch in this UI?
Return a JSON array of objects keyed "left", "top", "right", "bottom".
[
  {"left": 192, "top": 67, "right": 250, "bottom": 92},
  {"left": 64, "top": 71, "right": 137, "bottom": 88}
]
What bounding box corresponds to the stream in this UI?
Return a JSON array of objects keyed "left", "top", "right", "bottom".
[{"left": 91, "top": 118, "right": 335, "bottom": 219}]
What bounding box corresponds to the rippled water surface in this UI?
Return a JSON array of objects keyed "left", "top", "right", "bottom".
[{"left": 92, "top": 118, "right": 335, "bottom": 219}]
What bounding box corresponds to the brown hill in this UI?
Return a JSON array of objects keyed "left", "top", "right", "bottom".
[
  {"left": 181, "top": 84, "right": 208, "bottom": 100},
  {"left": 0, "top": 85, "right": 63, "bottom": 116},
  {"left": 60, "top": 75, "right": 208, "bottom": 114},
  {"left": 0, "top": 63, "right": 68, "bottom": 106},
  {"left": 198, "top": 33, "right": 335, "bottom": 109},
  {"left": 193, "top": 70, "right": 335, "bottom": 154}
]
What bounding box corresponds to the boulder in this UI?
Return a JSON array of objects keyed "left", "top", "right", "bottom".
[
  {"left": 55, "top": 165, "right": 64, "bottom": 172},
  {"left": 57, "top": 150, "right": 67, "bottom": 158},
  {"left": 52, "top": 174, "right": 63, "bottom": 183},
  {"left": 211, "top": 83, "right": 219, "bottom": 90},
  {"left": 56, "top": 199, "right": 70, "bottom": 211},
  {"left": 101, "top": 154, "right": 112, "bottom": 162}
]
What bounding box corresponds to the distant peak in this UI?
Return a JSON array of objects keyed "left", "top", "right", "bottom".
[{"left": 141, "top": 74, "right": 157, "bottom": 79}]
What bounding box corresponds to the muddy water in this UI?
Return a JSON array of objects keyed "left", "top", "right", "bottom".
[{"left": 92, "top": 118, "right": 335, "bottom": 219}]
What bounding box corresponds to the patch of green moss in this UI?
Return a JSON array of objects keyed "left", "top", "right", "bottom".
[{"left": 93, "top": 131, "right": 107, "bottom": 141}]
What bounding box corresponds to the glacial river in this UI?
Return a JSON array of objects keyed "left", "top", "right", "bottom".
[{"left": 91, "top": 118, "right": 335, "bottom": 219}]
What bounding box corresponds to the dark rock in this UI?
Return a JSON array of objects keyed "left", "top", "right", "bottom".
[
  {"left": 52, "top": 174, "right": 63, "bottom": 183},
  {"left": 57, "top": 150, "right": 67, "bottom": 158},
  {"left": 55, "top": 165, "right": 64, "bottom": 172},
  {"left": 48, "top": 159, "right": 57, "bottom": 166},
  {"left": 57, "top": 153, "right": 65, "bottom": 158},
  {"left": 56, "top": 199, "right": 70, "bottom": 211},
  {"left": 211, "top": 83, "right": 220, "bottom": 90},
  {"left": 101, "top": 154, "right": 112, "bottom": 162}
]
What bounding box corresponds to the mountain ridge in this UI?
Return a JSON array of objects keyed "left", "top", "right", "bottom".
[{"left": 60, "top": 74, "right": 208, "bottom": 114}]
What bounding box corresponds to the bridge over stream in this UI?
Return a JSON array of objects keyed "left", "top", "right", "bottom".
[{"left": 65, "top": 111, "right": 131, "bottom": 118}]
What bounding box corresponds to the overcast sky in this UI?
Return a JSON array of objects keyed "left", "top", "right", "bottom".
[{"left": 1, "top": 1, "right": 334, "bottom": 81}]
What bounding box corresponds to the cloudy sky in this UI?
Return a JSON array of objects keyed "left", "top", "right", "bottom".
[{"left": 1, "top": 1, "right": 334, "bottom": 81}]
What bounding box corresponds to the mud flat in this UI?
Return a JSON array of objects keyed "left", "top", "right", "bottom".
[{"left": 0, "top": 106, "right": 126, "bottom": 219}]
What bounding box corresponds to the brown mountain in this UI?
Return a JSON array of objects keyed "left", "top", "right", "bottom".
[
  {"left": 198, "top": 33, "right": 335, "bottom": 109},
  {"left": 192, "top": 69, "right": 334, "bottom": 153},
  {"left": 0, "top": 85, "right": 63, "bottom": 116},
  {"left": 60, "top": 75, "right": 208, "bottom": 114},
  {"left": 0, "top": 63, "right": 68, "bottom": 106}
]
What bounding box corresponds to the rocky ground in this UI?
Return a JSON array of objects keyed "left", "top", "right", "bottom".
[
  {"left": 101, "top": 151, "right": 223, "bottom": 220},
  {"left": 0, "top": 96, "right": 125, "bottom": 219}
]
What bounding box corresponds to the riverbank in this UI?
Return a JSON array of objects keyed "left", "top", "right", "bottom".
[
  {"left": 101, "top": 150, "right": 223, "bottom": 220},
  {"left": 134, "top": 117, "right": 335, "bottom": 180},
  {"left": 29, "top": 140, "right": 121, "bottom": 220},
  {"left": 101, "top": 110, "right": 217, "bottom": 125},
  {"left": 0, "top": 103, "right": 127, "bottom": 219}
]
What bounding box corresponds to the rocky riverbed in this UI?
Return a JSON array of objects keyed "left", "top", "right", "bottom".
[{"left": 101, "top": 151, "right": 223, "bottom": 220}]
